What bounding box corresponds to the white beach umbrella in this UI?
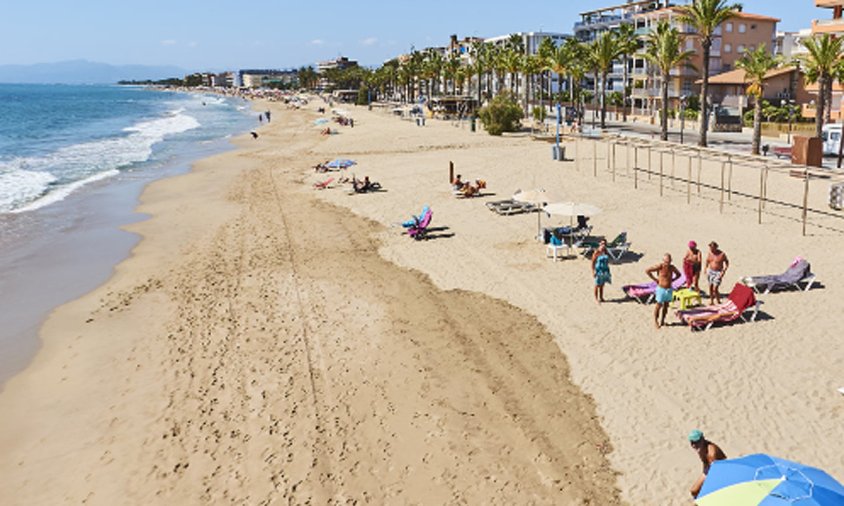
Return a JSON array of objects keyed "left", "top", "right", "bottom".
[
  {"left": 544, "top": 202, "right": 602, "bottom": 229},
  {"left": 543, "top": 202, "right": 602, "bottom": 218},
  {"left": 513, "top": 189, "right": 554, "bottom": 238}
]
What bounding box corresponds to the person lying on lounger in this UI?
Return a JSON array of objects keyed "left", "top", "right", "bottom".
[{"left": 458, "top": 179, "right": 487, "bottom": 197}]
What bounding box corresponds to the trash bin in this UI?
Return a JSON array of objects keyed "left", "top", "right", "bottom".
[
  {"left": 470, "top": 118, "right": 476, "bottom": 132},
  {"left": 831, "top": 182, "right": 844, "bottom": 210}
]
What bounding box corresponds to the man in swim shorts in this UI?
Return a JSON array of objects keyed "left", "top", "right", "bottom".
[
  {"left": 706, "top": 242, "right": 730, "bottom": 304},
  {"left": 646, "top": 253, "right": 682, "bottom": 328},
  {"left": 688, "top": 429, "right": 727, "bottom": 498}
]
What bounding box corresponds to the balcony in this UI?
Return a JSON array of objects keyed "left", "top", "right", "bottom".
[
  {"left": 816, "top": 0, "right": 844, "bottom": 7},
  {"left": 812, "top": 18, "right": 844, "bottom": 34}
]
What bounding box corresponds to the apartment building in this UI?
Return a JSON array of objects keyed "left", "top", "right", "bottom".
[
  {"left": 482, "top": 31, "right": 570, "bottom": 95},
  {"left": 630, "top": 7, "right": 778, "bottom": 113}
]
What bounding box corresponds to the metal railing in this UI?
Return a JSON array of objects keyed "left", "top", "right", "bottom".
[{"left": 562, "top": 133, "right": 844, "bottom": 236}]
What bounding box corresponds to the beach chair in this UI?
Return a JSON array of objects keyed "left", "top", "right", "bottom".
[
  {"left": 485, "top": 199, "right": 536, "bottom": 215},
  {"left": 740, "top": 258, "right": 817, "bottom": 294},
  {"left": 407, "top": 210, "right": 432, "bottom": 240},
  {"left": 313, "top": 177, "right": 334, "bottom": 190},
  {"left": 622, "top": 273, "right": 687, "bottom": 304},
  {"left": 676, "top": 283, "right": 761, "bottom": 331},
  {"left": 580, "top": 232, "right": 630, "bottom": 261},
  {"left": 402, "top": 206, "right": 430, "bottom": 228}
]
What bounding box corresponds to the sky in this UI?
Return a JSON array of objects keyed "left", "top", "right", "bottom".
[{"left": 0, "top": 0, "right": 819, "bottom": 71}]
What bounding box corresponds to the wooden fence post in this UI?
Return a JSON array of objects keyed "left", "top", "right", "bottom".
[
  {"left": 719, "top": 160, "right": 726, "bottom": 214},
  {"left": 687, "top": 155, "right": 692, "bottom": 204},
  {"left": 697, "top": 152, "right": 702, "bottom": 194},
  {"left": 758, "top": 165, "right": 765, "bottom": 224},
  {"left": 593, "top": 138, "right": 598, "bottom": 177},
  {"left": 802, "top": 170, "right": 810, "bottom": 236},
  {"left": 449, "top": 161, "right": 454, "bottom": 184},
  {"left": 727, "top": 155, "right": 733, "bottom": 201},
  {"left": 659, "top": 150, "right": 664, "bottom": 196}
]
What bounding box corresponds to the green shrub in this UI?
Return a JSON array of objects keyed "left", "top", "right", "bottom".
[{"left": 478, "top": 92, "right": 524, "bottom": 136}]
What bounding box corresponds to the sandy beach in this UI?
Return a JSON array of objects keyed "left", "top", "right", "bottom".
[
  {"left": 0, "top": 101, "right": 620, "bottom": 505},
  {"left": 1, "top": 96, "right": 843, "bottom": 505}
]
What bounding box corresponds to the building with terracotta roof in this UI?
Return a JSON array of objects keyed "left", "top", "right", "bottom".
[
  {"left": 629, "top": 6, "right": 779, "bottom": 114},
  {"left": 698, "top": 66, "right": 811, "bottom": 109}
]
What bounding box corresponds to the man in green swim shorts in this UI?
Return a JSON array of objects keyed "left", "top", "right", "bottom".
[{"left": 646, "top": 253, "right": 682, "bottom": 328}]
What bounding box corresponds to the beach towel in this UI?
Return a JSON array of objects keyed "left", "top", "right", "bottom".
[{"left": 677, "top": 283, "right": 756, "bottom": 329}]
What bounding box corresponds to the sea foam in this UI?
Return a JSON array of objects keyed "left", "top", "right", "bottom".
[{"left": 0, "top": 109, "right": 200, "bottom": 213}]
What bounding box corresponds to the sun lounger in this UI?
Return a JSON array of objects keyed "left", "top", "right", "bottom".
[
  {"left": 622, "top": 273, "right": 687, "bottom": 304},
  {"left": 485, "top": 199, "right": 537, "bottom": 215},
  {"left": 313, "top": 177, "right": 334, "bottom": 190},
  {"left": 580, "top": 232, "right": 631, "bottom": 261},
  {"left": 407, "top": 209, "right": 432, "bottom": 240},
  {"left": 741, "top": 258, "right": 817, "bottom": 294},
  {"left": 676, "top": 283, "right": 761, "bottom": 331}
]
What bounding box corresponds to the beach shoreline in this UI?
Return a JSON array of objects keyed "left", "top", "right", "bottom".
[{"left": 0, "top": 99, "right": 623, "bottom": 504}]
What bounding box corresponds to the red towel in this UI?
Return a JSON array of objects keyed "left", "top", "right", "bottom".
[{"left": 727, "top": 283, "right": 756, "bottom": 312}]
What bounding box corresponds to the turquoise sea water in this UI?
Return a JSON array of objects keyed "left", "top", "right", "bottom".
[
  {"left": 0, "top": 84, "right": 253, "bottom": 213},
  {"left": 0, "top": 84, "right": 255, "bottom": 386}
]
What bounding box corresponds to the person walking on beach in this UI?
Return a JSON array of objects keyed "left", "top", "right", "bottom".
[
  {"left": 591, "top": 240, "right": 611, "bottom": 303},
  {"left": 645, "top": 253, "right": 681, "bottom": 328},
  {"left": 683, "top": 241, "right": 702, "bottom": 291},
  {"left": 706, "top": 242, "right": 729, "bottom": 305},
  {"left": 265, "top": 110, "right": 271, "bottom": 122},
  {"left": 258, "top": 113, "right": 263, "bottom": 123},
  {"left": 688, "top": 429, "right": 727, "bottom": 499}
]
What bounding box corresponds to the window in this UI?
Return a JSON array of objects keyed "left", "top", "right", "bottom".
[
  {"left": 737, "top": 44, "right": 745, "bottom": 53},
  {"left": 739, "top": 23, "right": 746, "bottom": 33},
  {"left": 726, "top": 22, "right": 733, "bottom": 33},
  {"left": 750, "top": 24, "right": 757, "bottom": 30},
  {"left": 724, "top": 43, "right": 732, "bottom": 53},
  {"left": 686, "top": 39, "right": 694, "bottom": 51}
]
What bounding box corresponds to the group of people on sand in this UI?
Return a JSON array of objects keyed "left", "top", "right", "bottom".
[
  {"left": 451, "top": 174, "right": 487, "bottom": 198},
  {"left": 590, "top": 240, "right": 730, "bottom": 328}
]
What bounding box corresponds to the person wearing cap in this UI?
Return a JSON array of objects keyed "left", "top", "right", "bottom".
[
  {"left": 688, "top": 429, "right": 727, "bottom": 498},
  {"left": 705, "top": 242, "right": 730, "bottom": 305},
  {"left": 683, "top": 241, "right": 702, "bottom": 291},
  {"left": 645, "top": 253, "right": 682, "bottom": 328}
]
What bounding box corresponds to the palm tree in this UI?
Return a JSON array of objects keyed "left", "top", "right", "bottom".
[
  {"left": 537, "top": 37, "right": 557, "bottom": 110},
  {"left": 470, "top": 41, "right": 487, "bottom": 105},
  {"left": 735, "top": 44, "right": 780, "bottom": 155},
  {"left": 679, "top": 0, "right": 739, "bottom": 147},
  {"left": 644, "top": 21, "right": 694, "bottom": 141},
  {"left": 800, "top": 34, "right": 844, "bottom": 139},
  {"left": 616, "top": 23, "right": 639, "bottom": 122},
  {"left": 590, "top": 31, "right": 623, "bottom": 129},
  {"left": 444, "top": 54, "right": 460, "bottom": 95},
  {"left": 522, "top": 54, "right": 542, "bottom": 113}
]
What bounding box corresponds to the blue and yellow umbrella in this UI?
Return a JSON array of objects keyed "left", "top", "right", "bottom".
[{"left": 696, "top": 454, "right": 844, "bottom": 505}]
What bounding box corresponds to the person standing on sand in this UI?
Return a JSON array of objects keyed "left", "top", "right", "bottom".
[
  {"left": 591, "top": 240, "right": 611, "bottom": 303},
  {"left": 258, "top": 113, "right": 263, "bottom": 123},
  {"left": 645, "top": 253, "right": 681, "bottom": 328},
  {"left": 688, "top": 429, "right": 727, "bottom": 499},
  {"left": 706, "top": 242, "right": 729, "bottom": 305},
  {"left": 683, "top": 241, "right": 702, "bottom": 291}
]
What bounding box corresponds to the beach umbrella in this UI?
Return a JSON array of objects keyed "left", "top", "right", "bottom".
[
  {"left": 696, "top": 454, "right": 844, "bottom": 506},
  {"left": 326, "top": 159, "right": 356, "bottom": 169},
  {"left": 543, "top": 202, "right": 602, "bottom": 218},
  {"left": 513, "top": 189, "right": 553, "bottom": 239}
]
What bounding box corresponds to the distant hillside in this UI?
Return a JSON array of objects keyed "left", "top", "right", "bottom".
[{"left": 0, "top": 60, "right": 188, "bottom": 84}]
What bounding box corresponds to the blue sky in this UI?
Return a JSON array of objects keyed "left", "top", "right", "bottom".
[{"left": 0, "top": 0, "right": 818, "bottom": 70}]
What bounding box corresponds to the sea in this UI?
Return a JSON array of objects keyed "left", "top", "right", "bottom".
[{"left": 0, "top": 84, "right": 256, "bottom": 386}]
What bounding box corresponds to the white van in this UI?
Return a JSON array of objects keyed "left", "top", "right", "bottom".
[{"left": 822, "top": 124, "right": 842, "bottom": 156}]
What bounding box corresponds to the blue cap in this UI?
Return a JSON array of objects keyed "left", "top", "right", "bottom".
[{"left": 688, "top": 429, "right": 704, "bottom": 442}]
